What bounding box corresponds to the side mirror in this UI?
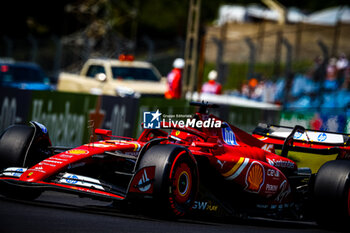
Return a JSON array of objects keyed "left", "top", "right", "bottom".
[{"left": 95, "top": 73, "right": 107, "bottom": 82}]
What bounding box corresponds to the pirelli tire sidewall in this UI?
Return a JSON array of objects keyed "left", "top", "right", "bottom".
[
  {"left": 0, "top": 123, "right": 52, "bottom": 170},
  {"left": 0, "top": 124, "right": 35, "bottom": 169},
  {"left": 0, "top": 124, "right": 43, "bottom": 200},
  {"left": 313, "top": 160, "right": 350, "bottom": 227},
  {"left": 138, "top": 144, "right": 199, "bottom": 217}
]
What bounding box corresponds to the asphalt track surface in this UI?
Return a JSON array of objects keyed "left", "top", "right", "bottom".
[{"left": 0, "top": 191, "right": 337, "bottom": 233}]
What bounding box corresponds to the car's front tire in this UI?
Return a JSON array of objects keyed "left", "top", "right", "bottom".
[
  {"left": 137, "top": 144, "right": 199, "bottom": 217},
  {"left": 0, "top": 125, "right": 35, "bottom": 169},
  {"left": 0, "top": 123, "right": 51, "bottom": 200}
]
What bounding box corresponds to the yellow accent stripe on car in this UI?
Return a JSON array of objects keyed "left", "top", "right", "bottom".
[
  {"left": 133, "top": 142, "right": 140, "bottom": 151},
  {"left": 225, "top": 158, "right": 250, "bottom": 181},
  {"left": 222, "top": 157, "right": 245, "bottom": 177},
  {"left": 125, "top": 142, "right": 140, "bottom": 151}
]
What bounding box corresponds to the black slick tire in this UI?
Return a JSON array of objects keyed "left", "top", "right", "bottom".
[
  {"left": 313, "top": 160, "right": 350, "bottom": 228},
  {"left": 137, "top": 144, "right": 199, "bottom": 217}
]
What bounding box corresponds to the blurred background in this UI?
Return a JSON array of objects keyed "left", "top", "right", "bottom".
[
  {"left": 1, "top": 0, "right": 348, "bottom": 84},
  {"left": 1, "top": 0, "right": 350, "bottom": 143}
]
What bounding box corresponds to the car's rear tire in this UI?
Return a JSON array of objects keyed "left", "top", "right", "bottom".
[
  {"left": 313, "top": 160, "right": 350, "bottom": 228},
  {"left": 137, "top": 144, "right": 199, "bottom": 217}
]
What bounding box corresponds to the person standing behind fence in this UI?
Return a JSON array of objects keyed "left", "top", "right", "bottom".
[
  {"left": 201, "top": 70, "right": 222, "bottom": 95},
  {"left": 324, "top": 57, "right": 338, "bottom": 90},
  {"left": 165, "top": 58, "right": 184, "bottom": 99},
  {"left": 337, "top": 53, "right": 349, "bottom": 88}
]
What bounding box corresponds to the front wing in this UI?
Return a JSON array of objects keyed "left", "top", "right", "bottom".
[{"left": 0, "top": 166, "right": 156, "bottom": 202}]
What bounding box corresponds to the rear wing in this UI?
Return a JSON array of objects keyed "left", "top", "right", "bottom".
[{"left": 253, "top": 124, "right": 350, "bottom": 154}]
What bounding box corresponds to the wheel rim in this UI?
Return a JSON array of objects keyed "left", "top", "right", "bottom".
[
  {"left": 178, "top": 171, "right": 189, "bottom": 196},
  {"left": 173, "top": 163, "right": 192, "bottom": 204}
]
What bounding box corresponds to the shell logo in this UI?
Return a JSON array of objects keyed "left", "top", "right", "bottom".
[
  {"left": 246, "top": 162, "right": 265, "bottom": 193},
  {"left": 256, "top": 136, "right": 267, "bottom": 140},
  {"left": 66, "top": 149, "right": 89, "bottom": 155}
]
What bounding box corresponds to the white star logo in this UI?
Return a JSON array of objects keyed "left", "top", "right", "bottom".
[{"left": 151, "top": 109, "right": 161, "bottom": 122}]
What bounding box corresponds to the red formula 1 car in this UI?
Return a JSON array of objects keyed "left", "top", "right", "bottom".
[{"left": 0, "top": 102, "right": 349, "bottom": 227}]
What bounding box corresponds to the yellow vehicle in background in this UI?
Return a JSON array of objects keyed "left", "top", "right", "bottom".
[{"left": 57, "top": 55, "right": 166, "bottom": 97}]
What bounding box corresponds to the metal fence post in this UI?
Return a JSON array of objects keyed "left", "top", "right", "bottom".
[
  {"left": 142, "top": 35, "right": 154, "bottom": 62},
  {"left": 212, "top": 37, "right": 224, "bottom": 83},
  {"left": 317, "top": 40, "right": 329, "bottom": 76},
  {"left": 294, "top": 23, "right": 303, "bottom": 61},
  {"left": 273, "top": 30, "right": 283, "bottom": 77},
  {"left": 282, "top": 37, "right": 292, "bottom": 76},
  {"left": 317, "top": 39, "right": 329, "bottom": 110},
  {"left": 28, "top": 35, "right": 38, "bottom": 62},
  {"left": 332, "top": 21, "right": 342, "bottom": 57},
  {"left": 83, "top": 35, "right": 94, "bottom": 62},
  {"left": 2, "top": 36, "right": 13, "bottom": 58},
  {"left": 176, "top": 37, "right": 185, "bottom": 58},
  {"left": 257, "top": 21, "right": 265, "bottom": 59},
  {"left": 245, "top": 37, "right": 256, "bottom": 80},
  {"left": 183, "top": 0, "right": 201, "bottom": 97},
  {"left": 197, "top": 29, "right": 206, "bottom": 93},
  {"left": 52, "top": 35, "right": 62, "bottom": 80},
  {"left": 281, "top": 37, "right": 293, "bottom": 109}
]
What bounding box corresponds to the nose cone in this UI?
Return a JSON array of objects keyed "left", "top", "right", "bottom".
[{"left": 20, "top": 169, "right": 47, "bottom": 182}]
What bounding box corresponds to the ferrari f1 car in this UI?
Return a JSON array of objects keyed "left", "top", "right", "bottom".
[{"left": 0, "top": 102, "right": 349, "bottom": 227}]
